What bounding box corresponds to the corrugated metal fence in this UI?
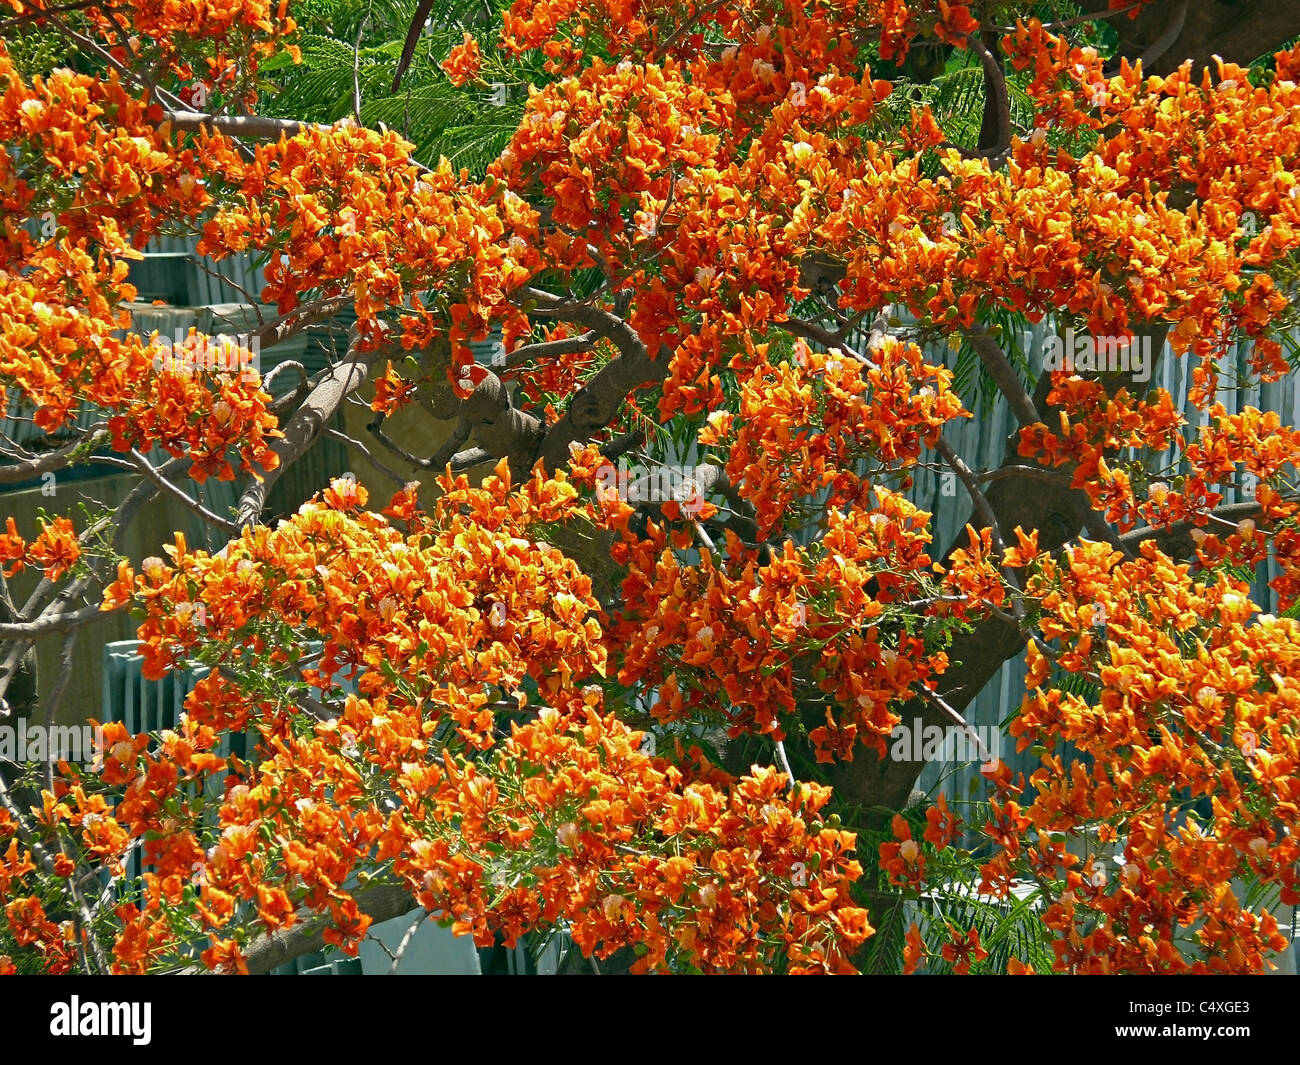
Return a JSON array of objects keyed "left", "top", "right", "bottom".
[{"left": 908, "top": 322, "right": 1300, "bottom": 802}]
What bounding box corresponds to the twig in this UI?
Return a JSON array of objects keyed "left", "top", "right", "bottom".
[
  {"left": 774, "top": 739, "right": 795, "bottom": 792},
  {"left": 991, "top": 3, "right": 1143, "bottom": 33},
  {"left": 387, "top": 908, "right": 428, "bottom": 974},
  {"left": 189, "top": 256, "right": 262, "bottom": 307},
  {"left": 778, "top": 318, "right": 875, "bottom": 368},
  {"left": 0, "top": 465, "right": 177, "bottom": 710},
  {"left": 352, "top": 18, "right": 368, "bottom": 124},
  {"left": 0, "top": 0, "right": 101, "bottom": 31},
  {"left": 368, "top": 412, "right": 469, "bottom": 470},
  {"left": 323, "top": 428, "right": 407, "bottom": 488},
  {"left": 925, "top": 690, "right": 997, "bottom": 769},
  {"left": 652, "top": 0, "right": 729, "bottom": 60},
  {"left": 977, "top": 465, "right": 1070, "bottom": 484},
  {"left": 127, "top": 450, "right": 242, "bottom": 536},
  {"left": 1119, "top": 501, "right": 1266, "bottom": 551},
  {"left": 521, "top": 288, "right": 648, "bottom": 363},
  {"left": 250, "top": 297, "right": 354, "bottom": 353}
]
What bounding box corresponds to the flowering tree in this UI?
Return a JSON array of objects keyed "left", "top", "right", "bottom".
[{"left": 2, "top": 0, "right": 1300, "bottom": 974}]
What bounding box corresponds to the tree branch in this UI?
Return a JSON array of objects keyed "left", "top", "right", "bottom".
[
  {"left": 233, "top": 884, "right": 419, "bottom": 975},
  {"left": 966, "top": 332, "right": 1039, "bottom": 427},
  {"left": 510, "top": 290, "right": 670, "bottom": 473},
  {"left": 1074, "top": 0, "right": 1300, "bottom": 79},
  {"left": 161, "top": 110, "right": 331, "bottom": 141},
  {"left": 237, "top": 339, "right": 387, "bottom": 526},
  {"left": 323, "top": 428, "right": 408, "bottom": 489},
  {"left": 1117, "top": 0, "right": 1189, "bottom": 73},
  {"left": 962, "top": 33, "right": 1011, "bottom": 165},
  {"left": 450, "top": 446, "right": 492, "bottom": 471},
  {"left": 368, "top": 411, "right": 471, "bottom": 470},
  {"left": 0, "top": 428, "right": 108, "bottom": 484},
  {"left": 250, "top": 297, "right": 354, "bottom": 353},
  {"left": 0, "top": 603, "right": 105, "bottom": 640},
  {"left": 1119, "top": 501, "right": 1263, "bottom": 557},
  {"left": 501, "top": 330, "right": 598, "bottom": 371},
  {"left": 126, "top": 450, "right": 242, "bottom": 536}
]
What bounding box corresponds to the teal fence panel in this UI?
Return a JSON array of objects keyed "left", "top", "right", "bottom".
[{"left": 900, "top": 322, "right": 1300, "bottom": 806}]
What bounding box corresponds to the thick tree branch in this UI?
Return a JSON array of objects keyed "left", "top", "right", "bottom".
[
  {"left": 426, "top": 371, "right": 545, "bottom": 472},
  {"left": 0, "top": 603, "right": 104, "bottom": 640},
  {"left": 1120, "top": 501, "right": 1264, "bottom": 558},
  {"left": 934, "top": 433, "right": 1025, "bottom": 616},
  {"left": 237, "top": 340, "right": 387, "bottom": 526},
  {"left": 962, "top": 33, "right": 1011, "bottom": 164},
  {"left": 161, "top": 110, "right": 330, "bottom": 141},
  {"left": 450, "top": 446, "right": 492, "bottom": 471},
  {"left": 522, "top": 288, "right": 647, "bottom": 362},
  {"left": 250, "top": 297, "right": 354, "bottom": 353},
  {"left": 0, "top": 574, "right": 37, "bottom": 720},
  {"left": 501, "top": 330, "right": 598, "bottom": 371},
  {"left": 233, "top": 884, "right": 419, "bottom": 975},
  {"left": 0, "top": 486, "right": 152, "bottom": 710},
  {"left": 600, "top": 429, "right": 645, "bottom": 461},
  {"left": 1116, "top": 0, "right": 1189, "bottom": 74},
  {"left": 966, "top": 332, "right": 1038, "bottom": 427},
  {"left": 505, "top": 289, "right": 670, "bottom": 473},
  {"left": 0, "top": 428, "right": 108, "bottom": 484},
  {"left": 816, "top": 319, "right": 1178, "bottom": 816},
  {"left": 1074, "top": 0, "right": 1300, "bottom": 78}
]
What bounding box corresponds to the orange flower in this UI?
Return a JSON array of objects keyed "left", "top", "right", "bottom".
[
  {"left": 903, "top": 923, "right": 926, "bottom": 974},
  {"left": 442, "top": 33, "right": 484, "bottom": 87},
  {"left": 27, "top": 516, "right": 79, "bottom": 580},
  {"left": 940, "top": 926, "right": 988, "bottom": 975}
]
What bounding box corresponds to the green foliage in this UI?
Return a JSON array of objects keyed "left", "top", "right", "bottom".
[
  {"left": 855, "top": 800, "right": 1058, "bottom": 975},
  {"left": 925, "top": 59, "right": 1037, "bottom": 152},
  {"left": 258, "top": 0, "right": 522, "bottom": 172},
  {"left": 2, "top": 20, "right": 76, "bottom": 79}
]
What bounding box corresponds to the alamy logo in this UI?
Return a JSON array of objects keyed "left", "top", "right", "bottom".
[
  {"left": 0, "top": 721, "right": 103, "bottom": 770},
  {"left": 151, "top": 328, "right": 260, "bottom": 383},
  {"left": 1042, "top": 328, "right": 1153, "bottom": 383},
  {"left": 50, "top": 997, "right": 151, "bottom": 1045},
  {"left": 890, "top": 716, "right": 1001, "bottom": 772}
]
